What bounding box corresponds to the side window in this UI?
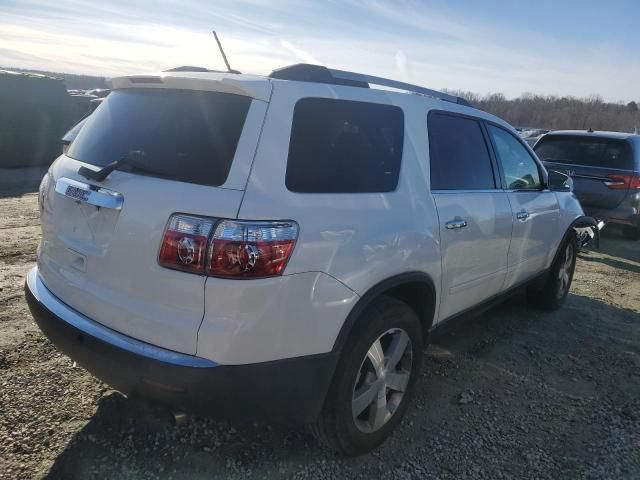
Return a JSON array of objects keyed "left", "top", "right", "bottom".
[
  {"left": 428, "top": 113, "right": 496, "bottom": 190},
  {"left": 488, "top": 125, "right": 542, "bottom": 190},
  {"left": 286, "top": 98, "right": 404, "bottom": 193}
]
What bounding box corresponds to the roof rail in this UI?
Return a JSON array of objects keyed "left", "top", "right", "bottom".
[{"left": 268, "top": 63, "right": 472, "bottom": 107}]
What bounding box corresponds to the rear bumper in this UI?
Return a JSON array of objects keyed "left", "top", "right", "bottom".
[{"left": 25, "top": 267, "right": 338, "bottom": 424}]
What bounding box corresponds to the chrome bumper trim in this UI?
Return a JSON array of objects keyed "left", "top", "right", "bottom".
[{"left": 26, "top": 267, "right": 217, "bottom": 368}]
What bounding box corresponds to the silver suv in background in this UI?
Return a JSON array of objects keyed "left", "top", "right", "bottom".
[
  {"left": 535, "top": 130, "right": 640, "bottom": 239},
  {"left": 26, "top": 64, "right": 595, "bottom": 455}
]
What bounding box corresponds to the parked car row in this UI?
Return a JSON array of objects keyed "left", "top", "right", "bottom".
[
  {"left": 28, "top": 63, "right": 628, "bottom": 457},
  {"left": 518, "top": 127, "right": 550, "bottom": 147}
]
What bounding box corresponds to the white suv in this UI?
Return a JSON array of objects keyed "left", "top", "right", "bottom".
[{"left": 26, "top": 64, "right": 594, "bottom": 455}]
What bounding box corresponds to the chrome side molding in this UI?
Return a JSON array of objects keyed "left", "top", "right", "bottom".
[{"left": 54, "top": 177, "right": 124, "bottom": 210}]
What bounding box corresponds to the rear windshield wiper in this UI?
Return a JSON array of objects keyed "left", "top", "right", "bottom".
[{"left": 78, "top": 158, "right": 175, "bottom": 182}]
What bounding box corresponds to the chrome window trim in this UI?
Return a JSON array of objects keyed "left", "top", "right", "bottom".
[
  {"left": 503, "top": 188, "right": 551, "bottom": 193},
  {"left": 431, "top": 189, "right": 502, "bottom": 194}
]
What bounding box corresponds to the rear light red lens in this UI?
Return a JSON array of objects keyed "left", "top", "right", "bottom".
[
  {"left": 158, "top": 215, "right": 215, "bottom": 274},
  {"left": 605, "top": 174, "right": 639, "bottom": 190},
  {"left": 208, "top": 221, "right": 298, "bottom": 278},
  {"left": 158, "top": 216, "right": 298, "bottom": 278}
]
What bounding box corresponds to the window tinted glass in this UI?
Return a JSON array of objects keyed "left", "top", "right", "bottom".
[
  {"left": 488, "top": 125, "right": 541, "bottom": 190},
  {"left": 534, "top": 136, "right": 634, "bottom": 170},
  {"left": 68, "top": 89, "right": 251, "bottom": 186},
  {"left": 428, "top": 113, "right": 495, "bottom": 190},
  {"left": 286, "top": 98, "right": 403, "bottom": 193}
]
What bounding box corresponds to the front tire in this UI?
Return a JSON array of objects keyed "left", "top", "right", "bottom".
[
  {"left": 527, "top": 234, "right": 577, "bottom": 310},
  {"left": 311, "top": 296, "right": 423, "bottom": 456}
]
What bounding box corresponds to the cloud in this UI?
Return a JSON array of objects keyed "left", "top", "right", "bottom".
[
  {"left": 0, "top": 0, "right": 638, "bottom": 102},
  {"left": 395, "top": 50, "right": 407, "bottom": 79},
  {"left": 279, "top": 40, "right": 321, "bottom": 65}
]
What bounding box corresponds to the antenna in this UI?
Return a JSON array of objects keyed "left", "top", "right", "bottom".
[{"left": 212, "top": 31, "right": 240, "bottom": 74}]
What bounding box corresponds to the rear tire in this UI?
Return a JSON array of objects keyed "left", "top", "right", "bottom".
[
  {"left": 311, "top": 296, "right": 423, "bottom": 456},
  {"left": 527, "top": 234, "right": 577, "bottom": 311},
  {"left": 623, "top": 225, "right": 640, "bottom": 240}
]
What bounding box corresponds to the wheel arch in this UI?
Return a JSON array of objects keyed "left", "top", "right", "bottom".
[
  {"left": 558, "top": 215, "right": 597, "bottom": 256},
  {"left": 544, "top": 215, "right": 594, "bottom": 276},
  {"left": 331, "top": 272, "right": 437, "bottom": 352}
]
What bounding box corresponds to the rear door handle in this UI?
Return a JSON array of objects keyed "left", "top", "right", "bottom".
[
  {"left": 516, "top": 210, "right": 530, "bottom": 221},
  {"left": 445, "top": 219, "right": 467, "bottom": 230}
]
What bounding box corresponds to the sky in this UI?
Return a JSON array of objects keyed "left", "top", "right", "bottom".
[{"left": 2, "top": 0, "right": 639, "bottom": 102}]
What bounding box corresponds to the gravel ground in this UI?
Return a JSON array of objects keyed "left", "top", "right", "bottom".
[{"left": 1, "top": 184, "right": 639, "bottom": 479}]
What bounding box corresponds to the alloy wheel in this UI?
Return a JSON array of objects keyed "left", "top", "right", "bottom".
[
  {"left": 351, "top": 328, "right": 413, "bottom": 433},
  {"left": 557, "top": 243, "right": 574, "bottom": 298}
]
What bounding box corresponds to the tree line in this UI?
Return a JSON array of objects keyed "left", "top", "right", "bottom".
[
  {"left": 4, "top": 66, "right": 639, "bottom": 133},
  {"left": 449, "top": 91, "right": 640, "bottom": 133}
]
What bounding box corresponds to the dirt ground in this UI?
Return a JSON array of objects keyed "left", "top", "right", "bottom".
[{"left": 1, "top": 184, "right": 639, "bottom": 480}]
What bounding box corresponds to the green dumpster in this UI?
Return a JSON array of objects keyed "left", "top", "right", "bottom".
[{"left": 0, "top": 70, "right": 77, "bottom": 168}]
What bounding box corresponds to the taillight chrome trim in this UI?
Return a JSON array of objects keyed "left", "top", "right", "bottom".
[
  {"left": 604, "top": 174, "right": 640, "bottom": 190},
  {"left": 603, "top": 178, "right": 627, "bottom": 189}
]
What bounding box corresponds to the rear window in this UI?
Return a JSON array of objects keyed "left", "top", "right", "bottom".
[
  {"left": 67, "top": 89, "right": 251, "bottom": 186},
  {"left": 285, "top": 98, "right": 404, "bottom": 193},
  {"left": 534, "top": 136, "right": 634, "bottom": 170},
  {"left": 62, "top": 117, "right": 87, "bottom": 143}
]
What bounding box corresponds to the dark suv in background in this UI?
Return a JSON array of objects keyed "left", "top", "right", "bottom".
[{"left": 535, "top": 130, "right": 640, "bottom": 239}]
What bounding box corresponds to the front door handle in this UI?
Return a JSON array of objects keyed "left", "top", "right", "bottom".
[
  {"left": 445, "top": 219, "right": 467, "bottom": 230},
  {"left": 516, "top": 210, "right": 530, "bottom": 221}
]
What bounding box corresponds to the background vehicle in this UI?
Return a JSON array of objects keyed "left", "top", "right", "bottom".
[
  {"left": 26, "top": 64, "right": 591, "bottom": 455},
  {"left": 519, "top": 128, "right": 549, "bottom": 147},
  {"left": 535, "top": 130, "right": 640, "bottom": 239}
]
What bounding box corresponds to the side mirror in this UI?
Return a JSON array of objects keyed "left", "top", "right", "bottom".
[{"left": 548, "top": 170, "right": 573, "bottom": 192}]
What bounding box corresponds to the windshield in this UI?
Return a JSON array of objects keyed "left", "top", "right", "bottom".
[
  {"left": 534, "top": 135, "right": 634, "bottom": 170},
  {"left": 67, "top": 89, "right": 251, "bottom": 186}
]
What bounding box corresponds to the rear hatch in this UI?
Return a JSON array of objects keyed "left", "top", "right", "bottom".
[
  {"left": 38, "top": 84, "right": 267, "bottom": 355},
  {"left": 535, "top": 135, "right": 635, "bottom": 210}
]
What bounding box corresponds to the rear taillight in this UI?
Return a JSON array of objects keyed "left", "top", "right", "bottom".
[
  {"left": 158, "top": 215, "right": 298, "bottom": 278},
  {"left": 208, "top": 220, "right": 298, "bottom": 278},
  {"left": 605, "top": 174, "right": 640, "bottom": 190},
  {"left": 159, "top": 215, "right": 215, "bottom": 274}
]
